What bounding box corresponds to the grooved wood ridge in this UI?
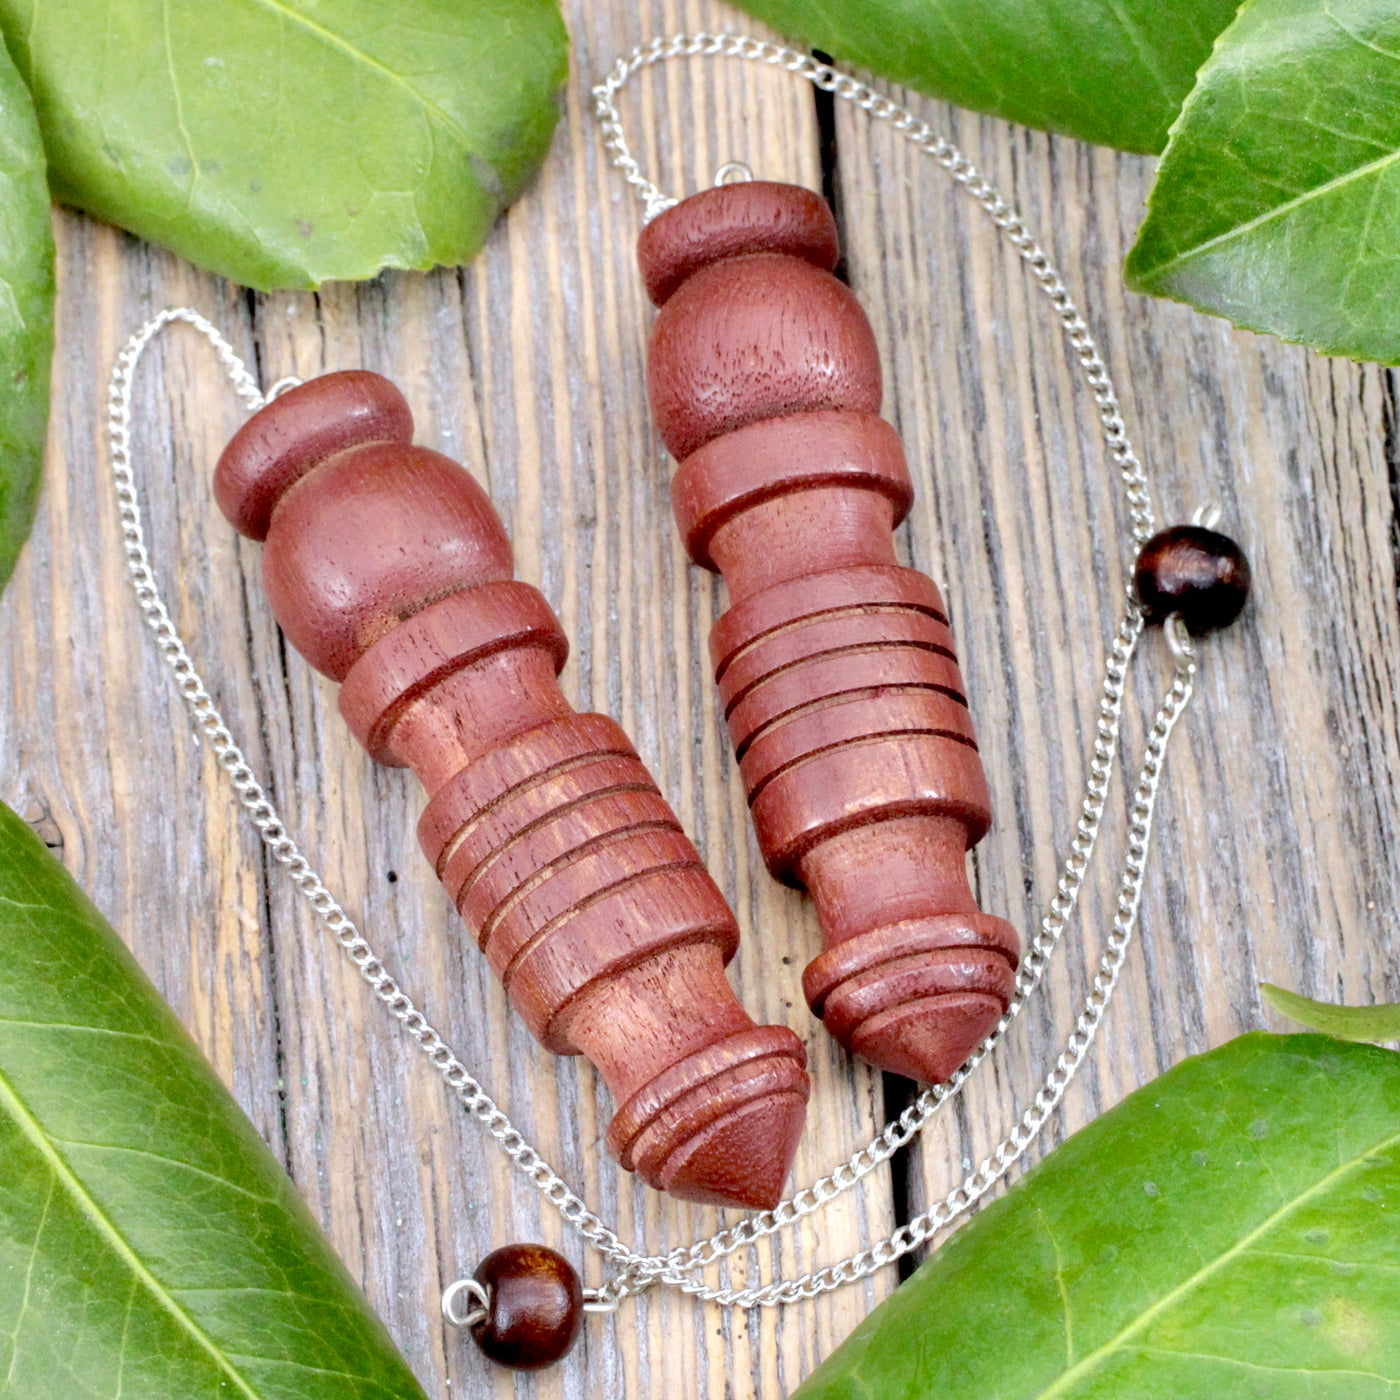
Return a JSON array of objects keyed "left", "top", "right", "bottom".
[{"left": 1, "top": 1, "right": 1397, "bottom": 1395}]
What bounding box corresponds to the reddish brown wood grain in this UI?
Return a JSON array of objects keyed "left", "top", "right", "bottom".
[
  {"left": 641, "top": 182, "right": 1019, "bottom": 1083},
  {"left": 213, "top": 370, "right": 809, "bottom": 1209},
  {"left": 637, "top": 181, "right": 840, "bottom": 306}
]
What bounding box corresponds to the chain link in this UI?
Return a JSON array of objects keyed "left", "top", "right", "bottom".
[
  {"left": 104, "top": 38, "right": 1198, "bottom": 1316},
  {"left": 592, "top": 33, "right": 1156, "bottom": 547}
]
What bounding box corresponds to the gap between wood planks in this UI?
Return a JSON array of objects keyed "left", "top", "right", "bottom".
[
  {"left": 1387, "top": 369, "right": 1399, "bottom": 601},
  {"left": 810, "top": 49, "right": 923, "bottom": 1285}
]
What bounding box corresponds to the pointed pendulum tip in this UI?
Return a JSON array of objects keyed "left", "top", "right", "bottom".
[
  {"left": 656, "top": 1083, "right": 809, "bottom": 1210},
  {"left": 849, "top": 992, "right": 1007, "bottom": 1085},
  {"left": 607, "top": 1024, "right": 810, "bottom": 1211},
  {"left": 804, "top": 917, "right": 1019, "bottom": 1085}
]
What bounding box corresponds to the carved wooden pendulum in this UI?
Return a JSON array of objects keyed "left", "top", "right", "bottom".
[
  {"left": 638, "top": 181, "right": 1020, "bottom": 1083},
  {"left": 213, "top": 370, "right": 809, "bottom": 1209}
]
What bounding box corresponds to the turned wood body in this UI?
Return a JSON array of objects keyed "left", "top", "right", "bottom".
[
  {"left": 214, "top": 371, "right": 808, "bottom": 1208},
  {"left": 639, "top": 183, "right": 1019, "bottom": 1083}
]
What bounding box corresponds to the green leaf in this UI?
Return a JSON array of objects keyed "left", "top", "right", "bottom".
[
  {"left": 795, "top": 1033, "right": 1400, "bottom": 1398},
  {"left": 0, "top": 801, "right": 430, "bottom": 1399},
  {"left": 1262, "top": 984, "right": 1400, "bottom": 1044},
  {"left": 1126, "top": 0, "right": 1400, "bottom": 364},
  {"left": 0, "top": 0, "right": 568, "bottom": 291},
  {"left": 0, "top": 36, "right": 53, "bottom": 593},
  {"left": 729, "top": 0, "right": 1242, "bottom": 153}
]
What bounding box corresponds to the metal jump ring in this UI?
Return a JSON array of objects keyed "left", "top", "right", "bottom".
[
  {"left": 1191, "top": 500, "right": 1223, "bottom": 530},
  {"left": 441, "top": 1277, "right": 490, "bottom": 1329},
  {"left": 1164, "top": 614, "right": 1196, "bottom": 665},
  {"left": 714, "top": 160, "right": 754, "bottom": 186}
]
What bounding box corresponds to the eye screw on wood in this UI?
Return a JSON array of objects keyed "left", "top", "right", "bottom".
[{"left": 714, "top": 160, "right": 754, "bottom": 185}]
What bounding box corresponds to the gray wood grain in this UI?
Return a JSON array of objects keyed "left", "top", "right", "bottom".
[
  {"left": 2, "top": 3, "right": 1397, "bottom": 1397},
  {"left": 832, "top": 94, "right": 1400, "bottom": 1246}
]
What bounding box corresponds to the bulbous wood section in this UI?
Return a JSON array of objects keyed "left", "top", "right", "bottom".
[
  {"left": 641, "top": 182, "right": 1019, "bottom": 1084},
  {"left": 214, "top": 371, "right": 808, "bottom": 1209}
]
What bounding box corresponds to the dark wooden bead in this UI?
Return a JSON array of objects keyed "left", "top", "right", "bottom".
[
  {"left": 1133, "top": 524, "right": 1251, "bottom": 634},
  {"left": 215, "top": 371, "right": 810, "bottom": 1209},
  {"left": 637, "top": 180, "right": 839, "bottom": 306},
  {"left": 470, "top": 1245, "right": 583, "bottom": 1371},
  {"left": 641, "top": 184, "right": 1018, "bottom": 1084},
  {"left": 647, "top": 252, "right": 882, "bottom": 461}
]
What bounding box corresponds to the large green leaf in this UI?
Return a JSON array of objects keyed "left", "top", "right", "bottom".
[
  {"left": 796, "top": 1033, "right": 1400, "bottom": 1398},
  {"left": 0, "top": 801, "right": 429, "bottom": 1399},
  {"left": 730, "top": 0, "right": 1242, "bottom": 153},
  {"left": 1126, "top": 0, "right": 1400, "bottom": 364},
  {"left": 0, "top": 36, "right": 52, "bottom": 592},
  {"left": 1263, "top": 984, "right": 1400, "bottom": 1044},
  {"left": 0, "top": 0, "right": 567, "bottom": 291}
]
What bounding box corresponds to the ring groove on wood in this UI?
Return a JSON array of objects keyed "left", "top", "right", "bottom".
[
  {"left": 214, "top": 368, "right": 809, "bottom": 1208},
  {"left": 484, "top": 834, "right": 705, "bottom": 967},
  {"left": 448, "top": 783, "right": 673, "bottom": 909},
  {"left": 419, "top": 715, "right": 640, "bottom": 873},
  {"left": 733, "top": 681, "right": 972, "bottom": 763},
  {"left": 339, "top": 581, "right": 567, "bottom": 763},
  {"left": 640, "top": 181, "right": 1019, "bottom": 1083},
  {"left": 711, "top": 566, "right": 952, "bottom": 684}
]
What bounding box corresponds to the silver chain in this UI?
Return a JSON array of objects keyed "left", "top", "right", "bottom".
[
  {"left": 103, "top": 37, "right": 1201, "bottom": 1317},
  {"left": 592, "top": 33, "right": 1156, "bottom": 546}
]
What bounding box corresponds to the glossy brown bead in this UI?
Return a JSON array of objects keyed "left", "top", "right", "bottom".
[
  {"left": 1133, "top": 524, "right": 1251, "bottom": 634},
  {"left": 470, "top": 1245, "right": 583, "bottom": 1370}
]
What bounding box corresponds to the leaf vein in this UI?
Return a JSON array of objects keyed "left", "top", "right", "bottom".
[
  {"left": 1033, "top": 1123, "right": 1400, "bottom": 1398},
  {"left": 235, "top": 0, "right": 493, "bottom": 170},
  {"left": 0, "top": 1017, "right": 167, "bottom": 1047},
  {"left": 3, "top": 1170, "right": 54, "bottom": 1388},
  {"left": 1127, "top": 1343, "right": 1399, "bottom": 1386},
  {"left": 1140, "top": 146, "right": 1400, "bottom": 281},
  {"left": 46, "top": 1138, "right": 283, "bottom": 1205},
  {"left": 1324, "top": 2, "right": 1400, "bottom": 63},
  {"left": 1100, "top": 0, "right": 1178, "bottom": 106},
  {"left": 0, "top": 1063, "right": 263, "bottom": 1399},
  {"left": 162, "top": 0, "right": 200, "bottom": 213}
]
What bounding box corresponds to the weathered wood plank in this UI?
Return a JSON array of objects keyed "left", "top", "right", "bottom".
[
  {"left": 0, "top": 5, "right": 898, "bottom": 1398},
  {"left": 833, "top": 93, "right": 1400, "bottom": 1246},
  {"left": 2, "top": 6, "right": 1397, "bottom": 1399}
]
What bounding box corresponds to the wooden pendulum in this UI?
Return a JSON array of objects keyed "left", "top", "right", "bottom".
[
  {"left": 637, "top": 181, "right": 1020, "bottom": 1083},
  {"left": 213, "top": 370, "right": 809, "bottom": 1209}
]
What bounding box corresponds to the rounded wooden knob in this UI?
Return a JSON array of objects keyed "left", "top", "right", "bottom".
[
  {"left": 215, "top": 371, "right": 413, "bottom": 541},
  {"left": 647, "top": 252, "right": 882, "bottom": 461},
  {"left": 262, "top": 443, "right": 513, "bottom": 680},
  {"left": 638, "top": 180, "right": 839, "bottom": 306},
  {"left": 215, "top": 371, "right": 809, "bottom": 1208},
  {"left": 215, "top": 372, "right": 513, "bottom": 680}
]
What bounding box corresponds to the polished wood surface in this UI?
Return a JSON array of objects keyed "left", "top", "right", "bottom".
[
  {"left": 646, "top": 181, "right": 1018, "bottom": 1083},
  {"left": 215, "top": 369, "right": 808, "bottom": 1208},
  {"left": 1133, "top": 524, "right": 1251, "bottom": 633},
  {"left": 2, "top": 1, "right": 1397, "bottom": 1394},
  {"left": 471, "top": 1244, "right": 585, "bottom": 1371}
]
